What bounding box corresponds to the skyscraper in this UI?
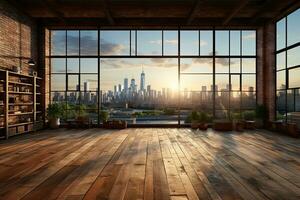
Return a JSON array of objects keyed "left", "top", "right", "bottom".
[
  {"left": 118, "top": 84, "right": 122, "bottom": 92},
  {"left": 84, "top": 82, "right": 91, "bottom": 103},
  {"left": 131, "top": 78, "right": 136, "bottom": 92},
  {"left": 140, "top": 69, "right": 145, "bottom": 91},
  {"left": 124, "top": 78, "right": 128, "bottom": 94}
]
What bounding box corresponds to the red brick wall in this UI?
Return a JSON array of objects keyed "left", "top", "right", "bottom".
[{"left": 0, "top": 0, "right": 38, "bottom": 74}]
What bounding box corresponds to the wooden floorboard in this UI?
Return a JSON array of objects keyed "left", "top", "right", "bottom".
[{"left": 0, "top": 128, "right": 299, "bottom": 200}]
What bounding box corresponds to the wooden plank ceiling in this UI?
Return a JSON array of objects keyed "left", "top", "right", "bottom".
[{"left": 9, "top": 0, "right": 300, "bottom": 27}]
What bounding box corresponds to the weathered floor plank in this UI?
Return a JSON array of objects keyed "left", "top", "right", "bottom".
[{"left": 0, "top": 128, "right": 298, "bottom": 200}]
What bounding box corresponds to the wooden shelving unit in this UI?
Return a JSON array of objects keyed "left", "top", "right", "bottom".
[{"left": 0, "top": 70, "right": 43, "bottom": 139}]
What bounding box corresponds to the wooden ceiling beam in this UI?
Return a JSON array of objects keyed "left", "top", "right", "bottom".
[
  {"left": 186, "top": 0, "right": 206, "bottom": 25},
  {"left": 222, "top": 0, "right": 249, "bottom": 25},
  {"left": 100, "top": 0, "right": 115, "bottom": 25},
  {"left": 43, "top": 0, "right": 66, "bottom": 22}
]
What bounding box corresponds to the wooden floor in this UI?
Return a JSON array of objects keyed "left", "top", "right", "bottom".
[{"left": 0, "top": 128, "right": 299, "bottom": 200}]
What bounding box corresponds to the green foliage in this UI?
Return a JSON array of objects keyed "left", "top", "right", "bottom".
[
  {"left": 162, "top": 108, "right": 176, "bottom": 115},
  {"left": 255, "top": 104, "right": 268, "bottom": 119},
  {"left": 185, "top": 111, "right": 211, "bottom": 123},
  {"left": 100, "top": 110, "right": 109, "bottom": 122},
  {"left": 47, "top": 103, "right": 62, "bottom": 119},
  {"left": 231, "top": 112, "right": 242, "bottom": 121},
  {"left": 242, "top": 110, "right": 255, "bottom": 121}
]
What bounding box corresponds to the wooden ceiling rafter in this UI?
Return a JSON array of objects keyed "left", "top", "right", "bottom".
[{"left": 222, "top": 0, "right": 249, "bottom": 25}]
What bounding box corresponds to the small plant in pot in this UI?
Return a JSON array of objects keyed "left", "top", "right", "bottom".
[
  {"left": 100, "top": 110, "right": 109, "bottom": 128},
  {"left": 232, "top": 112, "right": 244, "bottom": 132},
  {"left": 47, "top": 103, "right": 62, "bottom": 129},
  {"left": 255, "top": 104, "right": 268, "bottom": 128},
  {"left": 189, "top": 111, "right": 200, "bottom": 129},
  {"left": 198, "top": 112, "right": 209, "bottom": 130}
]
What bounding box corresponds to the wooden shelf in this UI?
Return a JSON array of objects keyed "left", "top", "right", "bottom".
[
  {"left": 0, "top": 70, "right": 43, "bottom": 138},
  {"left": 8, "top": 122, "right": 34, "bottom": 127},
  {"left": 9, "top": 103, "right": 33, "bottom": 106},
  {"left": 8, "top": 112, "right": 33, "bottom": 116},
  {"left": 9, "top": 91, "right": 33, "bottom": 95},
  {"left": 8, "top": 81, "right": 33, "bottom": 86}
]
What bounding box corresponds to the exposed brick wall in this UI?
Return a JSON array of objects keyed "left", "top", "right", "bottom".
[{"left": 0, "top": 0, "right": 38, "bottom": 74}]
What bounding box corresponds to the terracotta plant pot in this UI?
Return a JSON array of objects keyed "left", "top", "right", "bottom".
[
  {"left": 234, "top": 121, "right": 244, "bottom": 132},
  {"left": 49, "top": 118, "right": 60, "bottom": 129},
  {"left": 213, "top": 120, "right": 233, "bottom": 131}
]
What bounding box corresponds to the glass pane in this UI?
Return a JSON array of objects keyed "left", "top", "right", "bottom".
[
  {"left": 180, "top": 31, "right": 199, "bottom": 55},
  {"left": 287, "top": 8, "right": 300, "bottom": 46},
  {"left": 67, "top": 31, "right": 79, "bottom": 55},
  {"left": 51, "top": 30, "right": 66, "bottom": 55},
  {"left": 242, "top": 31, "right": 256, "bottom": 55},
  {"left": 131, "top": 30, "right": 136, "bottom": 55},
  {"left": 100, "top": 31, "right": 130, "bottom": 55},
  {"left": 216, "top": 58, "right": 229, "bottom": 73},
  {"left": 242, "top": 58, "right": 256, "bottom": 73},
  {"left": 216, "top": 31, "right": 229, "bottom": 56},
  {"left": 231, "top": 75, "right": 240, "bottom": 91},
  {"left": 51, "top": 74, "right": 65, "bottom": 91},
  {"left": 137, "top": 31, "right": 162, "bottom": 55},
  {"left": 81, "top": 74, "right": 98, "bottom": 91},
  {"left": 180, "top": 75, "right": 213, "bottom": 91},
  {"left": 242, "top": 91, "right": 256, "bottom": 109},
  {"left": 66, "top": 92, "right": 80, "bottom": 105},
  {"left": 230, "top": 58, "right": 240, "bottom": 73},
  {"left": 287, "top": 46, "right": 300, "bottom": 68},
  {"left": 215, "top": 74, "right": 229, "bottom": 91},
  {"left": 276, "top": 90, "right": 286, "bottom": 112},
  {"left": 242, "top": 74, "right": 255, "bottom": 91},
  {"left": 277, "top": 71, "right": 286, "bottom": 90},
  {"left": 215, "top": 92, "right": 230, "bottom": 109},
  {"left": 181, "top": 91, "right": 213, "bottom": 110},
  {"left": 200, "top": 30, "right": 213, "bottom": 56},
  {"left": 230, "top": 31, "right": 240, "bottom": 56},
  {"left": 51, "top": 92, "right": 65, "bottom": 103},
  {"left": 163, "top": 31, "right": 178, "bottom": 55},
  {"left": 289, "top": 67, "right": 300, "bottom": 88},
  {"left": 180, "top": 58, "right": 213, "bottom": 73},
  {"left": 215, "top": 110, "right": 229, "bottom": 119},
  {"left": 80, "top": 30, "right": 98, "bottom": 55},
  {"left": 81, "top": 58, "right": 98, "bottom": 73},
  {"left": 295, "top": 89, "right": 300, "bottom": 111},
  {"left": 81, "top": 92, "right": 98, "bottom": 108},
  {"left": 51, "top": 58, "right": 66, "bottom": 73},
  {"left": 84, "top": 110, "right": 98, "bottom": 124},
  {"left": 276, "top": 51, "right": 286, "bottom": 70},
  {"left": 231, "top": 92, "right": 241, "bottom": 110},
  {"left": 287, "top": 90, "right": 295, "bottom": 112},
  {"left": 277, "top": 18, "right": 286, "bottom": 50},
  {"left": 67, "top": 58, "right": 79, "bottom": 73},
  {"left": 68, "top": 75, "right": 79, "bottom": 91}
]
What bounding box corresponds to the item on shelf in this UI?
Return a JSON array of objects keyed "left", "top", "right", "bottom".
[
  {"left": 33, "top": 71, "right": 37, "bottom": 77},
  {"left": 12, "top": 66, "right": 21, "bottom": 74}
]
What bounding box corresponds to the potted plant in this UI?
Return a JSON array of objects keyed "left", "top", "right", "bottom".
[
  {"left": 255, "top": 104, "right": 268, "bottom": 128},
  {"left": 189, "top": 111, "right": 200, "bottom": 129},
  {"left": 198, "top": 112, "right": 209, "bottom": 130},
  {"left": 232, "top": 112, "right": 244, "bottom": 132},
  {"left": 213, "top": 112, "right": 233, "bottom": 131},
  {"left": 47, "top": 103, "right": 62, "bottom": 129},
  {"left": 242, "top": 110, "right": 256, "bottom": 129},
  {"left": 100, "top": 110, "right": 110, "bottom": 128}
]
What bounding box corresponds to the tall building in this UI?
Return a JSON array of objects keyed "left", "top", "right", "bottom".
[
  {"left": 124, "top": 78, "right": 128, "bottom": 93},
  {"left": 140, "top": 69, "right": 145, "bottom": 91},
  {"left": 84, "top": 82, "right": 91, "bottom": 103},
  {"left": 118, "top": 84, "right": 122, "bottom": 92},
  {"left": 130, "top": 78, "right": 136, "bottom": 92}
]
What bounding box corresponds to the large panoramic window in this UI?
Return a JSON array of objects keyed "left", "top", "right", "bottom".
[
  {"left": 49, "top": 29, "right": 256, "bottom": 125},
  {"left": 276, "top": 8, "right": 300, "bottom": 122}
]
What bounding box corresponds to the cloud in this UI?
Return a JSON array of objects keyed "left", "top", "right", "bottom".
[
  {"left": 200, "top": 40, "right": 208, "bottom": 47},
  {"left": 242, "top": 33, "right": 255, "bottom": 40},
  {"left": 165, "top": 40, "right": 178, "bottom": 45},
  {"left": 149, "top": 40, "right": 162, "bottom": 45},
  {"left": 100, "top": 39, "right": 126, "bottom": 55}
]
